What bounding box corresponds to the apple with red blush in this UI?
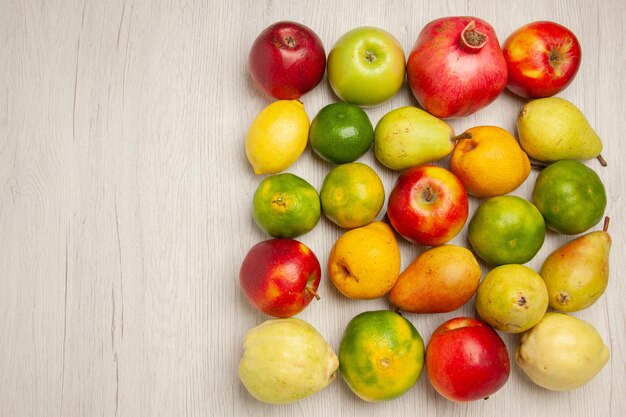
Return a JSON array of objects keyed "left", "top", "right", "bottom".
[
  {"left": 502, "top": 21, "right": 582, "bottom": 99},
  {"left": 239, "top": 238, "right": 321, "bottom": 317},
  {"left": 248, "top": 21, "right": 326, "bottom": 100},
  {"left": 387, "top": 165, "right": 468, "bottom": 247},
  {"left": 426, "top": 317, "right": 511, "bottom": 402}
]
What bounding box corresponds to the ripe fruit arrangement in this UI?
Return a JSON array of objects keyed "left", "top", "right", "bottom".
[{"left": 239, "top": 18, "right": 611, "bottom": 405}]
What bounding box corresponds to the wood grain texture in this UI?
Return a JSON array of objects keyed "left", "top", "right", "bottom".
[{"left": 0, "top": 0, "right": 624, "bottom": 416}]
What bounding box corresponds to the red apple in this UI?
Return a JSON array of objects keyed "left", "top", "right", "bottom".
[
  {"left": 407, "top": 17, "right": 508, "bottom": 119},
  {"left": 387, "top": 165, "right": 468, "bottom": 246},
  {"left": 426, "top": 317, "right": 510, "bottom": 402},
  {"left": 503, "top": 21, "right": 581, "bottom": 99},
  {"left": 248, "top": 21, "right": 326, "bottom": 100},
  {"left": 239, "top": 238, "right": 321, "bottom": 317}
]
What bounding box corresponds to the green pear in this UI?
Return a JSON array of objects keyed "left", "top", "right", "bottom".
[
  {"left": 540, "top": 217, "right": 611, "bottom": 312},
  {"left": 517, "top": 97, "right": 606, "bottom": 166},
  {"left": 475, "top": 264, "right": 549, "bottom": 333},
  {"left": 374, "top": 106, "right": 456, "bottom": 171}
]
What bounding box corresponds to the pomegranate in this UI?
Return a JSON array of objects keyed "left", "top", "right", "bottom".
[{"left": 407, "top": 17, "right": 507, "bottom": 119}]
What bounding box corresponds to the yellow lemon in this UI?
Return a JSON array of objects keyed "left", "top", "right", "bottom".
[
  {"left": 328, "top": 221, "right": 400, "bottom": 299},
  {"left": 245, "top": 100, "right": 310, "bottom": 174}
]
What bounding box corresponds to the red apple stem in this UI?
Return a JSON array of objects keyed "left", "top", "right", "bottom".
[
  {"left": 284, "top": 36, "right": 296, "bottom": 48},
  {"left": 597, "top": 154, "right": 607, "bottom": 167},
  {"left": 460, "top": 20, "right": 487, "bottom": 52},
  {"left": 306, "top": 287, "right": 321, "bottom": 300},
  {"left": 452, "top": 132, "right": 472, "bottom": 142},
  {"left": 603, "top": 216, "right": 610, "bottom": 232}
]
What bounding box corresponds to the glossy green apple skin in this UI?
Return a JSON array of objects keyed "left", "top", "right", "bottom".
[{"left": 327, "top": 27, "right": 406, "bottom": 107}]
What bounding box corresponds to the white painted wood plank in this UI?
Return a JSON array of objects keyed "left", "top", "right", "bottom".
[{"left": 0, "top": 0, "right": 624, "bottom": 416}]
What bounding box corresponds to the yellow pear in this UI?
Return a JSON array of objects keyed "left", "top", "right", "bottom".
[
  {"left": 541, "top": 217, "right": 611, "bottom": 312},
  {"left": 517, "top": 97, "right": 606, "bottom": 166},
  {"left": 388, "top": 245, "right": 481, "bottom": 313},
  {"left": 374, "top": 106, "right": 455, "bottom": 171}
]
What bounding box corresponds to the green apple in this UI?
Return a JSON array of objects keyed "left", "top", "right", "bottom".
[{"left": 327, "top": 27, "right": 405, "bottom": 107}]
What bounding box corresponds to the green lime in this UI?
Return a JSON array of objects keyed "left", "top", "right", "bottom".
[
  {"left": 339, "top": 310, "right": 424, "bottom": 402},
  {"left": 320, "top": 162, "right": 384, "bottom": 229},
  {"left": 309, "top": 102, "right": 374, "bottom": 164},
  {"left": 468, "top": 195, "right": 545, "bottom": 265},
  {"left": 252, "top": 173, "right": 320, "bottom": 238},
  {"left": 532, "top": 160, "right": 607, "bottom": 235}
]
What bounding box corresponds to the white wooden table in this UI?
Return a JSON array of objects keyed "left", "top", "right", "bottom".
[{"left": 1, "top": 0, "right": 624, "bottom": 416}]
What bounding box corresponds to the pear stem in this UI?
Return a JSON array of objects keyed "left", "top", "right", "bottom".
[
  {"left": 306, "top": 287, "right": 320, "bottom": 300},
  {"left": 452, "top": 132, "right": 472, "bottom": 142},
  {"left": 532, "top": 158, "right": 606, "bottom": 169},
  {"left": 603, "top": 216, "right": 610, "bottom": 232}
]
